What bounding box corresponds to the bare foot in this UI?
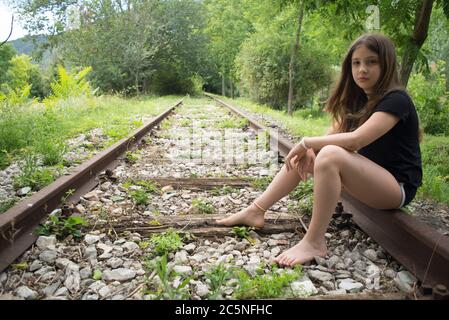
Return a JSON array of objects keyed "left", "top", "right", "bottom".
[
  {"left": 274, "top": 238, "right": 327, "bottom": 267},
  {"left": 215, "top": 203, "right": 265, "bottom": 228}
]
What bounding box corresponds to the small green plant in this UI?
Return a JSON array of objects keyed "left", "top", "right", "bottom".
[
  {"left": 61, "top": 188, "right": 76, "bottom": 206},
  {"left": 0, "top": 150, "right": 13, "bottom": 170},
  {"left": 191, "top": 198, "right": 214, "bottom": 214},
  {"left": 250, "top": 176, "right": 273, "bottom": 190},
  {"left": 210, "top": 185, "right": 238, "bottom": 196},
  {"left": 149, "top": 228, "right": 183, "bottom": 256},
  {"left": 0, "top": 198, "right": 18, "bottom": 214},
  {"left": 35, "top": 140, "right": 66, "bottom": 166},
  {"left": 13, "top": 152, "right": 55, "bottom": 191},
  {"left": 93, "top": 269, "right": 102, "bottom": 280},
  {"left": 231, "top": 226, "right": 256, "bottom": 245},
  {"left": 179, "top": 119, "right": 192, "bottom": 127},
  {"left": 205, "top": 263, "right": 234, "bottom": 299},
  {"left": 145, "top": 254, "right": 193, "bottom": 299},
  {"left": 129, "top": 189, "right": 150, "bottom": 205},
  {"left": 125, "top": 151, "right": 139, "bottom": 164},
  {"left": 218, "top": 117, "right": 248, "bottom": 129},
  {"left": 233, "top": 266, "right": 302, "bottom": 299},
  {"left": 36, "top": 212, "right": 87, "bottom": 239},
  {"left": 290, "top": 179, "right": 314, "bottom": 201}
]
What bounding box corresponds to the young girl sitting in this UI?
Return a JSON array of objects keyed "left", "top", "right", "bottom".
[{"left": 217, "top": 33, "right": 422, "bottom": 267}]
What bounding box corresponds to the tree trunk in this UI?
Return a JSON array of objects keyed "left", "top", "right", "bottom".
[
  {"left": 287, "top": 0, "right": 305, "bottom": 116},
  {"left": 135, "top": 71, "right": 139, "bottom": 95},
  {"left": 222, "top": 73, "right": 226, "bottom": 96},
  {"left": 400, "top": 0, "right": 434, "bottom": 87},
  {"left": 446, "top": 55, "right": 449, "bottom": 93},
  {"left": 231, "top": 79, "right": 234, "bottom": 99}
]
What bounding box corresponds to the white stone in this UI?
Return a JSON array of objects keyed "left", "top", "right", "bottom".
[
  {"left": 103, "top": 268, "right": 136, "bottom": 282},
  {"left": 85, "top": 234, "right": 101, "bottom": 245},
  {"left": 173, "top": 265, "right": 193, "bottom": 275},
  {"left": 15, "top": 286, "right": 37, "bottom": 300},
  {"left": 291, "top": 279, "right": 318, "bottom": 297},
  {"left": 338, "top": 279, "right": 364, "bottom": 293},
  {"left": 36, "top": 236, "right": 57, "bottom": 250}
]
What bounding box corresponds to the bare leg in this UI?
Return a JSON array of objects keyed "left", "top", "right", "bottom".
[
  {"left": 274, "top": 145, "right": 402, "bottom": 267},
  {"left": 216, "top": 158, "right": 306, "bottom": 228}
]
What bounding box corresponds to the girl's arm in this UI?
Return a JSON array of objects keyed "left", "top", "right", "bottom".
[{"left": 305, "top": 111, "right": 400, "bottom": 152}]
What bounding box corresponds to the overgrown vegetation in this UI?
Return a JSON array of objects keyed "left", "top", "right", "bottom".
[
  {"left": 230, "top": 226, "right": 256, "bottom": 245},
  {"left": 233, "top": 265, "right": 302, "bottom": 299},
  {"left": 149, "top": 228, "right": 184, "bottom": 256},
  {"left": 145, "top": 254, "right": 193, "bottom": 300},
  {"left": 191, "top": 198, "right": 215, "bottom": 214},
  {"left": 36, "top": 212, "right": 87, "bottom": 240}
]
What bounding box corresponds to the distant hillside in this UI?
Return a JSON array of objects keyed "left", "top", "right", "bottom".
[
  {"left": 8, "top": 34, "right": 55, "bottom": 68},
  {"left": 8, "top": 34, "right": 47, "bottom": 55}
]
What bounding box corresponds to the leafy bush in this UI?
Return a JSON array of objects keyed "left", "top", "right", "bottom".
[
  {"left": 418, "top": 135, "right": 449, "bottom": 204},
  {"left": 236, "top": 8, "right": 333, "bottom": 110},
  {"left": 408, "top": 62, "right": 449, "bottom": 135},
  {"left": 43, "top": 65, "right": 93, "bottom": 105}
]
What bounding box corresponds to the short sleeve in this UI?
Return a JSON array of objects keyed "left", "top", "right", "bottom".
[{"left": 373, "top": 91, "right": 411, "bottom": 123}]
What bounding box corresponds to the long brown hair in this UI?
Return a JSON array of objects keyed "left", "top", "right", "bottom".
[{"left": 326, "top": 33, "right": 404, "bottom": 133}]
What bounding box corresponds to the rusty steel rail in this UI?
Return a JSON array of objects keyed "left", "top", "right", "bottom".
[
  {"left": 205, "top": 92, "right": 449, "bottom": 292},
  {"left": 0, "top": 99, "right": 183, "bottom": 272}
]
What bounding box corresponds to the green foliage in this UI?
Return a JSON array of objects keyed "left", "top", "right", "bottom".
[
  {"left": 290, "top": 178, "right": 314, "bottom": 201},
  {"left": 125, "top": 151, "right": 139, "bottom": 164},
  {"left": 0, "top": 84, "right": 34, "bottom": 109},
  {"left": 0, "top": 44, "right": 17, "bottom": 83},
  {"left": 230, "top": 226, "right": 256, "bottom": 244},
  {"left": 93, "top": 269, "right": 103, "bottom": 280},
  {"left": 233, "top": 265, "right": 302, "bottom": 299},
  {"left": 408, "top": 63, "right": 449, "bottom": 135},
  {"left": 145, "top": 254, "right": 193, "bottom": 299},
  {"left": 149, "top": 228, "right": 184, "bottom": 256},
  {"left": 2, "top": 54, "right": 34, "bottom": 90},
  {"left": 131, "top": 179, "right": 161, "bottom": 194},
  {"left": 0, "top": 150, "right": 13, "bottom": 170},
  {"left": 129, "top": 189, "right": 150, "bottom": 206},
  {"left": 44, "top": 65, "right": 92, "bottom": 104},
  {"left": 210, "top": 185, "right": 239, "bottom": 196},
  {"left": 36, "top": 212, "right": 87, "bottom": 240},
  {"left": 418, "top": 135, "right": 449, "bottom": 204},
  {"left": 236, "top": 7, "right": 333, "bottom": 110},
  {"left": 217, "top": 117, "right": 248, "bottom": 129},
  {"left": 35, "top": 139, "right": 66, "bottom": 166},
  {"left": 13, "top": 152, "right": 55, "bottom": 191},
  {"left": 191, "top": 198, "right": 215, "bottom": 214},
  {"left": 204, "top": 262, "right": 233, "bottom": 299},
  {"left": 250, "top": 176, "right": 273, "bottom": 190},
  {"left": 0, "top": 198, "right": 18, "bottom": 214}
]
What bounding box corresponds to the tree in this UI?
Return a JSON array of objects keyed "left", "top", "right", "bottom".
[
  {"left": 0, "top": 44, "right": 17, "bottom": 84},
  {"left": 204, "top": 0, "right": 254, "bottom": 96},
  {"left": 288, "top": 0, "right": 305, "bottom": 115}
]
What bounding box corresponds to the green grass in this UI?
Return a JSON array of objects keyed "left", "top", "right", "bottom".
[
  {"left": 0, "top": 95, "right": 180, "bottom": 164},
  {"left": 417, "top": 134, "right": 449, "bottom": 205}
]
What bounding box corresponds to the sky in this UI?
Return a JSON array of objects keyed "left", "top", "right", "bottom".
[{"left": 0, "top": 1, "right": 28, "bottom": 41}]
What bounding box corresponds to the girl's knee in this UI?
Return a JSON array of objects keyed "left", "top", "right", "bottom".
[{"left": 314, "top": 145, "right": 347, "bottom": 169}]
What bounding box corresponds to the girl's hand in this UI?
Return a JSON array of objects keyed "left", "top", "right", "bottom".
[
  {"left": 296, "top": 148, "right": 315, "bottom": 180},
  {"left": 285, "top": 141, "right": 308, "bottom": 171}
]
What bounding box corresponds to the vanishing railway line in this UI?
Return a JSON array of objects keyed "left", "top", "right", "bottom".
[{"left": 0, "top": 95, "right": 448, "bottom": 300}]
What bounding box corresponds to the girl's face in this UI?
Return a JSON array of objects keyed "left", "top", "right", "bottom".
[{"left": 351, "top": 45, "right": 381, "bottom": 95}]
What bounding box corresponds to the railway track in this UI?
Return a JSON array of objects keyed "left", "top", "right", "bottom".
[{"left": 0, "top": 96, "right": 448, "bottom": 300}]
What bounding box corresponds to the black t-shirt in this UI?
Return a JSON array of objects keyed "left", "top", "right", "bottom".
[{"left": 358, "top": 90, "right": 422, "bottom": 192}]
